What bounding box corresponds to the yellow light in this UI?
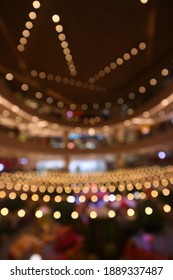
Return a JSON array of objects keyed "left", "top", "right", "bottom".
[
  {"left": 140, "top": 0, "right": 148, "bottom": 4},
  {"left": 33, "top": 1, "right": 41, "bottom": 9},
  {"left": 153, "top": 180, "right": 159, "bottom": 188},
  {"left": 144, "top": 182, "right": 151, "bottom": 189},
  {"left": 0, "top": 191, "right": 6, "bottom": 198},
  {"left": 39, "top": 186, "right": 46, "bottom": 193},
  {"left": 17, "top": 45, "right": 25, "bottom": 52},
  {"left": 103, "top": 195, "right": 109, "bottom": 202},
  {"left": 1, "top": 207, "right": 9, "bottom": 216},
  {"left": 71, "top": 211, "right": 79, "bottom": 219},
  {"left": 127, "top": 183, "right": 133, "bottom": 191},
  {"left": 56, "top": 25, "right": 63, "bottom": 33},
  {"left": 90, "top": 211, "right": 97, "bottom": 219},
  {"left": 139, "top": 86, "right": 146, "bottom": 93},
  {"left": 161, "top": 68, "right": 169, "bottom": 76},
  {"left": 140, "top": 192, "right": 146, "bottom": 199},
  {"left": 25, "top": 21, "right": 33, "bottom": 29},
  {"left": 163, "top": 204, "right": 171, "bottom": 213},
  {"left": 29, "top": 11, "right": 37, "bottom": 20},
  {"left": 145, "top": 207, "right": 153, "bottom": 215},
  {"left": 54, "top": 195, "right": 62, "bottom": 202},
  {"left": 31, "top": 194, "right": 39, "bottom": 201},
  {"left": 116, "top": 194, "right": 122, "bottom": 201},
  {"left": 150, "top": 78, "right": 157, "bottom": 86},
  {"left": 151, "top": 190, "right": 158, "bottom": 198},
  {"left": 100, "top": 186, "right": 107, "bottom": 193},
  {"left": 14, "top": 184, "right": 21, "bottom": 191},
  {"left": 43, "top": 195, "right": 50, "bottom": 202},
  {"left": 118, "top": 184, "right": 125, "bottom": 192},
  {"left": 6, "top": 73, "right": 14, "bottom": 81},
  {"left": 22, "top": 30, "right": 30, "bottom": 38},
  {"left": 116, "top": 58, "right": 123, "bottom": 65},
  {"left": 18, "top": 209, "right": 26, "bottom": 218},
  {"left": 108, "top": 210, "right": 116, "bottom": 218},
  {"left": 127, "top": 193, "right": 134, "bottom": 200},
  {"left": 31, "top": 186, "right": 37, "bottom": 193},
  {"left": 91, "top": 195, "right": 98, "bottom": 202},
  {"left": 53, "top": 211, "right": 61, "bottom": 219},
  {"left": 162, "top": 188, "right": 170, "bottom": 196},
  {"left": 65, "top": 187, "right": 71, "bottom": 194},
  {"left": 47, "top": 186, "right": 54, "bottom": 193},
  {"left": 35, "top": 210, "right": 43, "bottom": 218},
  {"left": 56, "top": 186, "right": 63, "bottom": 193},
  {"left": 131, "top": 48, "right": 138, "bottom": 55},
  {"left": 78, "top": 195, "right": 86, "bottom": 203},
  {"left": 161, "top": 179, "right": 168, "bottom": 186},
  {"left": 127, "top": 208, "right": 135, "bottom": 217},
  {"left": 109, "top": 185, "right": 116, "bottom": 192},
  {"left": 52, "top": 15, "right": 60, "bottom": 23},
  {"left": 9, "top": 192, "right": 17, "bottom": 200},
  {"left": 20, "top": 193, "right": 28, "bottom": 200},
  {"left": 123, "top": 53, "right": 130, "bottom": 60},
  {"left": 139, "top": 42, "right": 146, "bottom": 50}
]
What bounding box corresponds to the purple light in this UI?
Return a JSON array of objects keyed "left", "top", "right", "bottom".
[
  {"left": 0, "top": 163, "right": 4, "bottom": 172},
  {"left": 67, "top": 110, "right": 73, "bottom": 118},
  {"left": 158, "top": 151, "right": 166, "bottom": 159},
  {"left": 19, "top": 158, "right": 29, "bottom": 165}
]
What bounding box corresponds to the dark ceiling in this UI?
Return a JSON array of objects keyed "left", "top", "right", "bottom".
[{"left": 0, "top": 0, "right": 173, "bottom": 127}]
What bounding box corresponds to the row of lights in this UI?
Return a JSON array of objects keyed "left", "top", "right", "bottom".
[
  {"left": 17, "top": 1, "right": 41, "bottom": 52},
  {"left": 30, "top": 69, "right": 107, "bottom": 93},
  {"left": 0, "top": 166, "right": 173, "bottom": 185},
  {"left": 52, "top": 14, "right": 78, "bottom": 77},
  {"left": 116, "top": 67, "right": 170, "bottom": 118},
  {"left": 0, "top": 203, "right": 171, "bottom": 220},
  {"left": 0, "top": 185, "right": 171, "bottom": 204},
  {"left": 88, "top": 42, "right": 146, "bottom": 84}
]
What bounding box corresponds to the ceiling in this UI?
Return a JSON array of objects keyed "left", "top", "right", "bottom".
[{"left": 0, "top": 0, "right": 173, "bottom": 128}]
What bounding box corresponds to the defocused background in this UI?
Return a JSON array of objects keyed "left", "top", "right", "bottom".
[{"left": 0, "top": 0, "right": 173, "bottom": 260}]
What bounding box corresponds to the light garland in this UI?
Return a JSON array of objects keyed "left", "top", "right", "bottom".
[{"left": 0, "top": 165, "right": 173, "bottom": 220}]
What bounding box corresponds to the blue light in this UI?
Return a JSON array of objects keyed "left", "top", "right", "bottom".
[
  {"left": 0, "top": 163, "right": 4, "bottom": 172},
  {"left": 158, "top": 151, "right": 166, "bottom": 159}
]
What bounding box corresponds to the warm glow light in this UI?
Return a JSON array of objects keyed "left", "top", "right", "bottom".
[
  {"left": 20, "top": 193, "right": 28, "bottom": 200},
  {"left": 145, "top": 207, "right": 153, "bottom": 215},
  {"left": 127, "top": 208, "right": 135, "bottom": 217},
  {"left": 108, "top": 210, "right": 116, "bottom": 218},
  {"left": 1, "top": 207, "right": 9, "bottom": 216},
  {"left": 140, "top": 0, "right": 148, "bottom": 3},
  {"left": 29, "top": 12, "right": 37, "bottom": 20},
  {"left": 6, "top": 73, "right": 14, "bottom": 81},
  {"left": 91, "top": 195, "right": 98, "bottom": 202},
  {"left": 17, "top": 209, "right": 26, "bottom": 218},
  {"left": 161, "top": 68, "right": 169, "bottom": 76},
  {"left": 139, "top": 42, "right": 146, "bottom": 50},
  {"left": 71, "top": 211, "right": 79, "bottom": 219},
  {"left": 163, "top": 204, "right": 171, "bottom": 213},
  {"left": 35, "top": 210, "right": 43, "bottom": 218},
  {"left": 150, "top": 78, "right": 157, "bottom": 86},
  {"left": 9, "top": 192, "right": 16, "bottom": 200},
  {"left": 56, "top": 25, "right": 63, "bottom": 33},
  {"left": 162, "top": 188, "right": 170, "bottom": 196},
  {"left": 53, "top": 211, "right": 61, "bottom": 219},
  {"left": 79, "top": 195, "right": 86, "bottom": 203},
  {"left": 52, "top": 15, "right": 60, "bottom": 23},
  {"left": 43, "top": 195, "right": 50, "bottom": 202},
  {"left": 151, "top": 190, "right": 158, "bottom": 198},
  {"left": 90, "top": 211, "right": 97, "bottom": 219},
  {"left": 54, "top": 195, "right": 62, "bottom": 202},
  {"left": 0, "top": 191, "right": 6, "bottom": 198},
  {"left": 31, "top": 194, "right": 39, "bottom": 201},
  {"left": 32, "top": 1, "right": 41, "bottom": 9}
]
